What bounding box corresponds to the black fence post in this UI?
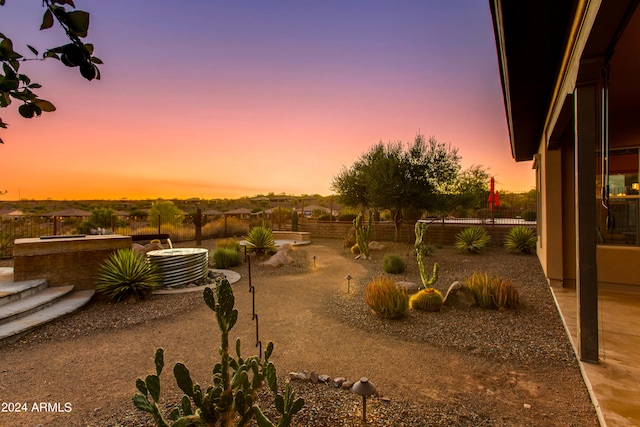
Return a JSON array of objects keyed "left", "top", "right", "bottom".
[{"left": 195, "top": 208, "right": 202, "bottom": 246}]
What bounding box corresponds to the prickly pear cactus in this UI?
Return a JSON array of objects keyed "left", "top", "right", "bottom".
[
  {"left": 133, "top": 278, "right": 304, "bottom": 427},
  {"left": 353, "top": 213, "right": 372, "bottom": 259},
  {"left": 409, "top": 287, "right": 444, "bottom": 312}
]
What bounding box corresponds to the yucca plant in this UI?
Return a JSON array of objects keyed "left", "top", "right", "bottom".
[
  {"left": 95, "top": 249, "right": 160, "bottom": 302},
  {"left": 213, "top": 247, "right": 242, "bottom": 268},
  {"left": 455, "top": 226, "right": 491, "bottom": 253},
  {"left": 504, "top": 226, "right": 537, "bottom": 254},
  {"left": 245, "top": 226, "right": 276, "bottom": 255},
  {"left": 364, "top": 275, "right": 409, "bottom": 319},
  {"left": 465, "top": 271, "right": 519, "bottom": 310},
  {"left": 383, "top": 254, "right": 406, "bottom": 274}
]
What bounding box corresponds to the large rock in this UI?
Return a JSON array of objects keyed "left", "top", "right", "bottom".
[
  {"left": 442, "top": 281, "right": 476, "bottom": 309},
  {"left": 396, "top": 281, "right": 421, "bottom": 294},
  {"left": 368, "top": 241, "right": 386, "bottom": 251},
  {"left": 132, "top": 243, "right": 146, "bottom": 255},
  {"left": 261, "top": 245, "right": 293, "bottom": 268}
]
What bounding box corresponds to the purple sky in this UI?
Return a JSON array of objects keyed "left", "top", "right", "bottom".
[{"left": 0, "top": 1, "right": 534, "bottom": 200}]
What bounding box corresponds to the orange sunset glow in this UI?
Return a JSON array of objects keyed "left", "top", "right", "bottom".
[{"left": 0, "top": 1, "right": 535, "bottom": 201}]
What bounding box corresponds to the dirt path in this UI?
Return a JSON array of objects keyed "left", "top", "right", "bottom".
[{"left": 0, "top": 242, "right": 596, "bottom": 426}]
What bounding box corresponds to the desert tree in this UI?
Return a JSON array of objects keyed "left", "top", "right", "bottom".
[{"left": 331, "top": 134, "right": 462, "bottom": 240}]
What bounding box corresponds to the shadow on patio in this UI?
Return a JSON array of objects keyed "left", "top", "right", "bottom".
[{"left": 552, "top": 287, "right": 640, "bottom": 427}]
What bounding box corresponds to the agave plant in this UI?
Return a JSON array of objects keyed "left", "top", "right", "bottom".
[
  {"left": 454, "top": 226, "right": 491, "bottom": 253},
  {"left": 245, "top": 226, "right": 276, "bottom": 255},
  {"left": 95, "top": 249, "right": 160, "bottom": 302},
  {"left": 504, "top": 226, "right": 537, "bottom": 254}
]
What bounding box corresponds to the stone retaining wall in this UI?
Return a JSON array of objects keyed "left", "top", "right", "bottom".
[{"left": 13, "top": 235, "right": 132, "bottom": 290}]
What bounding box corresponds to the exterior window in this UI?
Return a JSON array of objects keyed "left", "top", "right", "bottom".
[{"left": 596, "top": 148, "right": 640, "bottom": 245}]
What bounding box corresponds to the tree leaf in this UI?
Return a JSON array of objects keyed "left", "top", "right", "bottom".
[
  {"left": 18, "top": 103, "right": 35, "bottom": 118},
  {"left": 27, "top": 45, "right": 39, "bottom": 56},
  {"left": 40, "top": 9, "right": 54, "bottom": 30},
  {"left": 43, "top": 51, "right": 59, "bottom": 60},
  {"left": 32, "top": 99, "right": 56, "bottom": 112},
  {"left": 67, "top": 11, "right": 90, "bottom": 38},
  {"left": 54, "top": 0, "right": 76, "bottom": 6}
]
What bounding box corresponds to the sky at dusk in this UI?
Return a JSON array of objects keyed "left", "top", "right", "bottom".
[{"left": 0, "top": 1, "right": 535, "bottom": 201}]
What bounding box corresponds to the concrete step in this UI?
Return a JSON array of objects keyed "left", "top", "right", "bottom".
[
  {"left": 0, "top": 279, "right": 48, "bottom": 308},
  {"left": 0, "top": 285, "right": 75, "bottom": 325},
  {"left": 0, "top": 290, "right": 94, "bottom": 346}
]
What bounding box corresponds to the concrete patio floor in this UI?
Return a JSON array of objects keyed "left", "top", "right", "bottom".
[{"left": 552, "top": 286, "right": 640, "bottom": 427}]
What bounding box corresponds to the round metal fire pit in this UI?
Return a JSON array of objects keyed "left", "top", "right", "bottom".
[{"left": 146, "top": 248, "right": 209, "bottom": 288}]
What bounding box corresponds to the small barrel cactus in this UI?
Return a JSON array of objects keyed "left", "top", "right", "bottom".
[{"left": 409, "top": 287, "right": 444, "bottom": 312}]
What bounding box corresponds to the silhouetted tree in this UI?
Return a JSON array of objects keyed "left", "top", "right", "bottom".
[{"left": 0, "top": 0, "right": 102, "bottom": 143}]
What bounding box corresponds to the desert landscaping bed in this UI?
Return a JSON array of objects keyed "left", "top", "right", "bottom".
[{"left": 0, "top": 239, "right": 597, "bottom": 426}]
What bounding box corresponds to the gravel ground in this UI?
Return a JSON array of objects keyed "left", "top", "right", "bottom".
[{"left": 0, "top": 239, "right": 598, "bottom": 426}]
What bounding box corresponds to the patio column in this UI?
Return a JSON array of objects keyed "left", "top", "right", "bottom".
[{"left": 573, "top": 63, "right": 601, "bottom": 363}]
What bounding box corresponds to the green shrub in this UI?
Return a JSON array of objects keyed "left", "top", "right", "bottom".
[
  {"left": 212, "top": 247, "right": 242, "bottom": 268},
  {"left": 338, "top": 213, "right": 357, "bottom": 222},
  {"left": 133, "top": 280, "right": 304, "bottom": 426},
  {"left": 522, "top": 210, "right": 537, "bottom": 221},
  {"left": 95, "top": 249, "right": 160, "bottom": 302},
  {"left": 383, "top": 254, "right": 406, "bottom": 274},
  {"left": 455, "top": 226, "right": 491, "bottom": 253},
  {"left": 216, "top": 238, "right": 241, "bottom": 251},
  {"left": 505, "top": 226, "right": 537, "bottom": 254},
  {"left": 364, "top": 276, "right": 409, "bottom": 319},
  {"left": 245, "top": 225, "right": 276, "bottom": 255},
  {"left": 465, "top": 271, "right": 519, "bottom": 310},
  {"left": 409, "top": 288, "right": 444, "bottom": 312}
]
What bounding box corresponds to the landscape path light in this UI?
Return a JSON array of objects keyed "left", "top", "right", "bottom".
[
  {"left": 345, "top": 274, "right": 352, "bottom": 293},
  {"left": 352, "top": 376, "right": 377, "bottom": 423}
]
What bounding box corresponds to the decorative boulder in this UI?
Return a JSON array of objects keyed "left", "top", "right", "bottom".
[
  {"left": 396, "top": 281, "right": 421, "bottom": 294},
  {"left": 132, "top": 243, "right": 146, "bottom": 255},
  {"left": 442, "top": 281, "right": 476, "bottom": 309},
  {"left": 261, "top": 245, "right": 293, "bottom": 268},
  {"left": 368, "top": 241, "right": 386, "bottom": 251}
]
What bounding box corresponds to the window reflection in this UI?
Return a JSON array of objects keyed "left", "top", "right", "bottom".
[{"left": 596, "top": 148, "right": 639, "bottom": 246}]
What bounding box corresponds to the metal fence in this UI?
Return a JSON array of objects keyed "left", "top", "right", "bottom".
[{"left": 1, "top": 209, "right": 537, "bottom": 259}]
